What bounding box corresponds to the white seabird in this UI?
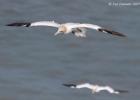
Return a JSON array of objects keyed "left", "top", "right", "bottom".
[
  {"left": 6, "top": 21, "right": 126, "bottom": 37},
  {"left": 63, "top": 83, "right": 128, "bottom": 94}
]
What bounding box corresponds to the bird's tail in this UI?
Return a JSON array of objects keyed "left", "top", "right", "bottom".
[
  {"left": 98, "top": 28, "right": 126, "bottom": 37},
  {"left": 63, "top": 84, "right": 77, "bottom": 88},
  {"left": 6, "top": 22, "right": 31, "bottom": 27}
]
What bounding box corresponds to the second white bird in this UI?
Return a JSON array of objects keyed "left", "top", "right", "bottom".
[{"left": 63, "top": 83, "right": 128, "bottom": 94}]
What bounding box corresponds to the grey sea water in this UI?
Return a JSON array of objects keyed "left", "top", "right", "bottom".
[{"left": 0, "top": 0, "right": 140, "bottom": 100}]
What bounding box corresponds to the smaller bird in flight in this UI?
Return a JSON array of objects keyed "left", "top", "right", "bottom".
[
  {"left": 6, "top": 21, "right": 126, "bottom": 38},
  {"left": 63, "top": 83, "right": 128, "bottom": 94}
]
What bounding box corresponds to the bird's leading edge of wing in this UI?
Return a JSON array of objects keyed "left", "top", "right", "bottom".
[
  {"left": 6, "top": 21, "right": 60, "bottom": 27},
  {"left": 70, "top": 23, "right": 126, "bottom": 37}
]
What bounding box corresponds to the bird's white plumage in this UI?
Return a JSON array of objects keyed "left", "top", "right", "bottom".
[
  {"left": 31, "top": 21, "right": 60, "bottom": 27},
  {"left": 67, "top": 83, "right": 122, "bottom": 94},
  {"left": 6, "top": 21, "right": 126, "bottom": 37},
  {"left": 76, "top": 83, "right": 93, "bottom": 89},
  {"left": 69, "top": 23, "right": 102, "bottom": 30},
  {"left": 95, "top": 86, "right": 119, "bottom": 94}
]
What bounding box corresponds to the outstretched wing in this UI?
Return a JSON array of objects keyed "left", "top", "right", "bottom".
[
  {"left": 6, "top": 21, "right": 60, "bottom": 28},
  {"left": 114, "top": 89, "right": 128, "bottom": 93},
  {"left": 76, "top": 83, "right": 92, "bottom": 89},
  {"left": 63, "top": 83, "right": 92, "bottom": 89},
  {"left": 98, "top": 86, "right": 128, "bottom": 94},
  {"left": 70, "top": 23, "right": 126, "bottom": 37},
  {"left": 63, "top": 84, "right": 76, "bottom": 88}
]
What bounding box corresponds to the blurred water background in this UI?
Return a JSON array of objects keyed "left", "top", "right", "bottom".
[{"left": 0, "top": 0, "right": 140, "bottom": 100}]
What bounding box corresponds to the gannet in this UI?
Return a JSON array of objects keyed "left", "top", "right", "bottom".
[
  {"left": 6, "top": 21, "right": 126, "bottom": 37},
  {"left": 63, "top": 83, "right": 128, "bottom": 94}
]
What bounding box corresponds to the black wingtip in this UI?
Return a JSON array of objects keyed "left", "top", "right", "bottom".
[
  {"left": 6, "top": 22, "right": 31, "bottom": 27},
  {"left": 115, "top": 89, "right": 129, "bottom": 93},
  {"left": 98, "top": 28, "right": 126, "bottom": 37},
  {"left": 63, "top": 84, "right": 76, "bottom": 88}
]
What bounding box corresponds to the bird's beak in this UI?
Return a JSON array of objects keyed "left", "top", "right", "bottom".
[{"left": 54, "top": 31, "right": 60, "bottom": 36}]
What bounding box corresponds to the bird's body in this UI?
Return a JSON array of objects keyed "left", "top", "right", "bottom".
[
  {"left": 63, "top": 83, "right": 128, "bottom": 94},
  {"left": 6, "top": 21, "right": 126, "bottom": 37}
]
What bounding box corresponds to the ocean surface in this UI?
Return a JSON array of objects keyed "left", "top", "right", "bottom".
[{"left": 0, "top": 0, "right": 140, "bottom": 100}]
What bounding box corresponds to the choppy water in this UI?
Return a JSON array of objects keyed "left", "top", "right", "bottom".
[{"left": 0, "top": 0, "right": 140, "bottom": 100}]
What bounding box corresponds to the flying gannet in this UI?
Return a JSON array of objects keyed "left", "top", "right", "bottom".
[
  {"left": 63, "top": 83, "right": 128, "bottom": 94},
  {"left": 6, "top": 21, "right": 126, "bottom": 37}
]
